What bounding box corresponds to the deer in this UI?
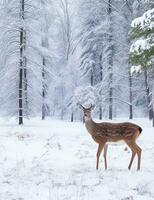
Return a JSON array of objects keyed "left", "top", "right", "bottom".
[{"left": 79, "top": 104, "right": 142, "bottom": 170}]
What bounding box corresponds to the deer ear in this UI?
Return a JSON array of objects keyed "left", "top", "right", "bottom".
[
  {"left": 77, "top": 103, "right": 85, "bottom": 110},
  {"left": 90, "top": 104, "right": 95, "bottom": 110}
]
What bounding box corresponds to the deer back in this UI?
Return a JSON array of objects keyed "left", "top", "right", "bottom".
[{"left": 96, "top": 122, "right": 142, "bottom": 137}]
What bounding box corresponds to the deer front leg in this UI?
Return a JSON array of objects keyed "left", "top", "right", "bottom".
[{"left": 96, "top": 143, "right": 105, "bottom": 170}]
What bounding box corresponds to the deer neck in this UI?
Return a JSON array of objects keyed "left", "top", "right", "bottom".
[{"left": 85, "top": 117, "right": 96, "bottom": 136}]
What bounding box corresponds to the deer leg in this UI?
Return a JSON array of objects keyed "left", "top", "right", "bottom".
[
  {"left": 104, "top": 144, "right": 108, "bottom": 170},
  {"left": 128, "top": 150, "right": 136, "bottom": 170},
  {"left": 126, "top": 141, "right": 142, "bottom": 170},
  {"left": 131, "top": 142, "right": 142, "bottom": 170},
  {"left": 125, "top": 142, "right": 136, "bottom": 170},
  {"left": 96, "top": 143, "right": 104, "bottom": 170}
]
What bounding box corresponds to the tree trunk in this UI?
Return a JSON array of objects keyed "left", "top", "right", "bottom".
[
  {"left": 19, "top": 29, "right": 24, "bottom": 125},
  {"left": 151, "top": 85, "right": 154, "bottom": 126},
  {"left": 42, "top": 56, "right": 46, "bottom": 120},
  {"left": 61, "top": 87, "right": 64, "bottom": 120},
  {"left": 19, "top": 30, "right": 23, "bottom": 125},
  {"left": 152, "top": 98, "right": 154, "bottom": 127},
  {"left": 19, "top": 0, "right": 25, "bottom": 125},
  {"left": 99, "top": 107, "right": 102, "bottom": 120},
  {"left": 71, "top": 112, "right": 74, "bottom": 122},
  {"left": 91, "top": 69, "right": 94, "bottom": 86},
  {"left": 108, "top": 0, "right": 113, "bottom": 120},
  {"left": 144, "top": 70, "right": 153, "bottom": 120},
  {"left": 23, "top": 29, "right": 28, "bottom": 116},
  {"left": 152, "top": 109, "right": 154, "bottom": 127},
  {"left": 109, "top": 84, "right": 113, "bottom": 120},
  {"left": 100, "top": 54, "right": 103, "bottom": 82},
  {"left": 129, "top": 71, "right": 133, "bottom": 119},
  {"left": 99, "top": 54, "right": 103, "bottom": 119},
  {"left": 41, "top": 31, "right": 49, "bottom": 120}
]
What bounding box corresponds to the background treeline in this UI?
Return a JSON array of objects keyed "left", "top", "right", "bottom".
[{"left": 0, "top": 0, "right": 153, "bottom": 125}]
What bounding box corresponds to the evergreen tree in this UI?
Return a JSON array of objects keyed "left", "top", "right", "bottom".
[
  {"left": 129, "top": 8, "right": 154, "bottom": 69},
  {"left": 129, "top": 4, "right": 154, "bottom": 125}
]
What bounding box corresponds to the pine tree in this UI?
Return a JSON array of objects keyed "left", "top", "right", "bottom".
[
  {"left": 129, "top": 4, "right": 154, "bottom": 125},
  {"left": 129, "top": 8, "right": 154, "bottom": 69}
]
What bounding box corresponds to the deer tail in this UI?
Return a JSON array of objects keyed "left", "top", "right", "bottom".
[{"left": 138, "top": 126, "right": 142, "bottom": 134}]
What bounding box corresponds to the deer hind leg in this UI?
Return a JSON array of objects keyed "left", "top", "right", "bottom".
[
  {"left": 104, "top": 144, "right": 108, "bottom": 170},
  {"left": 125, "top": 141, "right": 136, "bottom": 170},
  {"left": 96, "top": 143, "right": 104, "bottom": 170},
  {"left": 128, "top": 148, "right": 136, "bottom": 170},
  {"left": 126, "top": 141, "right": 142, "bottom": 170},
  {"left": 132, "top": 142, "right": 142, "bottom": 170}
]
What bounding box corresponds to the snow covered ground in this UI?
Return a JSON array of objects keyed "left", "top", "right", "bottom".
[{"left": 0, "top": 118, "right": 154, "bottom": 200}]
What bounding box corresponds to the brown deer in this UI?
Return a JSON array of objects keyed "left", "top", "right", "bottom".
[{"left": 79, "top": 104, "right": 142, "bottom": 170}]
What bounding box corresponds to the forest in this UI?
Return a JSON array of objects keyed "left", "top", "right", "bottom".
[
  {"left": 0, "top": 0, "right": 153, "bottom": 125},
  {"left": 0, "top": 1, "right": 154, "bottom": 200}
]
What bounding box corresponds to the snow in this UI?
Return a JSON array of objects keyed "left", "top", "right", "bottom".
[
  {"left": 130, "top": 65, "right": 142, "bottom": 75},
  {"left": 131, "top": 8, "right": 154, "bottom": 30},
  {"left": 0, "top": 117, "right": 154, "bottom": 200},
  {"left": 130, "top": 38, "right": 154, "bottom": 54},
  {"left": 74, "top": 86, "right": 97, "bottom": 107}
]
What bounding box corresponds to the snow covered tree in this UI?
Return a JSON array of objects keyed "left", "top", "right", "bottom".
[
  {"left": 129, "top": 8, "right": 154, "bottom": 69},
  {"left": 107, "top": 0, "right": 114, "bottom": 120},
  {"left": 0, "top": 0, "right": 28, "bottom": 124},
  {"left": 79, "top": 0, "right": 142, "bottom": 120},
  {"left": 39, "top": 0, "right": 54, "bottom": 120},
  {"left": 0, "top": 0, "right": 153, "bottom": 123},
  {"left": 0, "top": 0, "right": 54, "bottom": 124},
  {"left": 47, "top": 0, "right": 80, "bottom": 121},
  {"left": 79, "top": 0, "right": 105, "bottom": 87},
  {"left": 78, "top": 0, "right": 115, "bottom": 119},
  {"left": 71, "top": 85, "right": 98, "bottom": 121},
  {"left": 129, "top": 4, "right": 154, "bottom": 125},
  {"left": 145, "top": 0, "right": 154, "bottom": 8}
]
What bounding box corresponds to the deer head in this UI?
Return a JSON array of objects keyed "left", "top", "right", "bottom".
[{"left": 78, "top": 104, "right": 95, "bottom": 121}]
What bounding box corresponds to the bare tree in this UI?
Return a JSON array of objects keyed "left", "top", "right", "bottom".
[{"left": 55, "top": 0, "right": 77, "bottom": 121}]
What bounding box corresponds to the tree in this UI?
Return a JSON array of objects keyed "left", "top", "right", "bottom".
[
  {"left": 39, "top": 0, "right": 54, "bottom": 120},
  {"left": 129, "top": 5, "right": 154, "bottom": 125},
  {"left": 0, "top": 0, "right": 51, "bottom": 124},
  {"left": 50, "top": 0, "right": 79, "bottom": 121},
  {"left": 72, "top": 85, "right": 98, "bottom": 121},
  {"left": 129, "top": 8, "right": 154, "bottom": 69},
  {"left": 79, "top": 0, "right": 115, "bottom": 119},
  {"left": 0, "top": 0, "right": 27, "bottom": 124},
  {"left": 107, "top": 0, "right": 114, "bottom": 120},
  {"left": 79, "top": 0, "right": 104, "bottom": 87}
]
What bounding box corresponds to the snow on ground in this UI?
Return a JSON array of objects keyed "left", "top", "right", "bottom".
[{"left": 0, "top": 117, "right": 154, "bottom": 200}]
